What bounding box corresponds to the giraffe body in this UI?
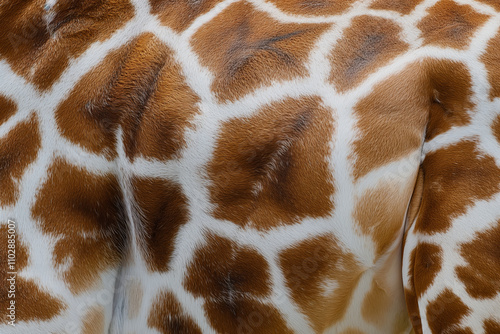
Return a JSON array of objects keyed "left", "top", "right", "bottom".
[{"left": 1, "top": 0, "right": 500, "bottom": 333}]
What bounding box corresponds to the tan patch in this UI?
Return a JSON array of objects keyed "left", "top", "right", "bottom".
[
  {"left": 329, "top": 15, "right": 409, "bottom": 92},
  {"left": 207, "top": 96, "right": 334, "bottom": 229},
  {"left": 0, "top": 225, "right": 66, "bottom": 321},
  {"left": 415, "top": 140, "right": 500, "bottom": 234},
  {"left": 132, "top": 177, "right": 189, "bottom": 272},
  {"left": 82, "top": 306, "right": 105, "bottom": 334},
  {"left": 352, "top": 64, "right": 428, "bottom": 179},
  {"left": 426, "top": 289, "right": 471, "bottom": 334},
  {"left": 456, "top": 220, "right": 500, "bottom": 299},
  {"left": 481, "top": 32, "right": 500, "bottom": 100},
  {"left": 127, "top": 280, "right": 143, "bottom": 319},
  {"left": 148, "top": 290, "right": 202, "bottom": 334},
  {"left": 0, "top": 95, "right": 16, "bottom": 125},
  {"left": 370, "top": 0, "right": 423, "bottom": 15},
  {"left": 31, "top": 159, "right": 126, "bottom": 293},
  {"left": 418, "top": 0, "right": 489, "bottom": 49},
  {"left": 425, "top": 59, "right": 474, "bottom": 140},
  {"left": 266, "top": 0, "right": 356, "bottom": 16},
  {"left": 191, "top": 1, "right": 329, "bottom": 102},
  {"left": 184, "top": 234, "right": 290, "bottom": 333},
  {"left": 339, "top": 329, "right": 365, "bottom": 334},
  {"left": 484, "top": 319, "right": 500, "bottom": 334},
  {"left": 279, "top": 235, "right": 362, "bottom": 332},
  {"left": 0, "top": 0, "right": 134, "bottom": 90},
  {"left": 405, "top": 168, "right": 424, "bottom": 238},
  {"left": 404, "top": 286, "right": 422, "bottom": 334},
  {"left": 362, "top": 280, "right": 390, "bottom": 327},
  {"left": 150, "top": 0, "right": 220, "bottom": 32},
  {"left": 56, "top": 33, "right": 198, "bottom": 160},
  {"left": 354, "top": 183, "right": 413, "bottom": 258},
  {"left": 0, "top": 114, "right": 41, "bottom": 206}
]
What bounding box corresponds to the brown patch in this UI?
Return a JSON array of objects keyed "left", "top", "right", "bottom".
[
  {"left": 56, "top": 33, "right": 199, "bottom": 160},
  {"left": 493, "top": 115, "right": 500, "bottom": 144},
  {"left": 0, "top": 0, "right": 134, "bottom": 90},
  {"left": 127, "top": 280, "right": 143, "bottom": 319},
  {"left": 362, "top": 280, "right": 390, "bottom": 326},
  {"left": 0, "top": 224, "right": 66, "bottom": 321},
  {"left": 426, "top": 289, "right": 471, "bottom": 334},
  {"left": 477, "top": 0, "right": 500, "bottom": 11},
  {"left": 184, "top": 235, "right": 290, "bottom": 333},
  {"left": 132, "top": 177, "right": 189, "bottom": 272},
  {"left": 370, "top": 0, "right": 423, "bottom": 15},
  {"left": 405, "top": 168, "right": 424, "bottom": 237},
  {"left": 82, "top": 306, "right": 105, "bottom": 334},
  {"left": 456, "top": 220, "right": 500, "bottom": 299},
  {"left": 266, "top": 0, "right": 356, "bottom": 16},
  {"left": 484, "top": 319, "right": 500, "bottom": 334},
  {"left": 191, "top": 1, "right": 329, "bottom": 102},
  {"left": 329, "top": 15, "right": 409, "bottom": 92},
  {"left": 0, "top": 95, "right": 16, "bottom": 125},
  {"left": 339, "top": 329, "right": 364, "bottom": 334},
  {"left": 31, "top": 159, "right": 126, "bottom": 293},
  {"left": 207, "top": 96, "right": 334, "bottom": 229},
  {"left": 279, "top": 235, "right": 362, "bottom": 332},
  {"left": 425, "top": 59, "right": 474, "bottom": 140},
  {"left": 352, "top": 64, "right": 428, "bottom": 179},
  {"left": 404, "top": 286, "right": 422, "bottom": 334},
  {"left": 418, "top": 0, "right": 489, "bottom": 49},
  {"left": 481, "top": 32, "right": 500, "bottom": 100},
  {"left": 413, "top": 243, "right": 442, "bottom": 297},
  {"left": 354, "top": 183, "right": 413, "bottom": 258},
  {"left": 148, "top": 291, "right": 202, "bottom": 334},
  {"left": 415, "top": 140, "right": 500, "bottom": 234},
  {"left": 0, "top": 114, "right": 41, "bottom": 206},
  {"left": 150, "top": 0, "right": 220, "bottom": 32}
]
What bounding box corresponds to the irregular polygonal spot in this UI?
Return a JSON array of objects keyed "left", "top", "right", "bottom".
[
  {"left": 425, "top": 59, "right": 474, "bottom": 140},
  {"left": 329, "top": 15, "right": 408, "bottom": 92},
  {"left": 184, "top": 234, "right": 289, "bottom": 333},
  {"left": 0, "top": 114, "right": 41, "bottom": 206},
  {"left": 148, "top": 291, "right": 202, "bottom": 334},
  {"left": 415, "top": 141, "right": 500, "bottom": 234},
  {"left": 370, "top": 0, "right": 423, "bottom": 15},
  {"left": 0, "top": 225, "right": 66, "bottom": 321},
  {"left": 0, "top": 95, "right": 16, "bottom": 125},
  {"left": 207, "top": 96, "right": 334, "bottom": 229},
  {"left": 426, "top": 289, "right": 471, "bottom": 334},
  {"left": 354, "top": 184, "right": 414, "bottom": 258},
  {"left": 266, "top": 0, "right": 356, "bottom": 16},
  {"left": 493, "top": 115, "right": 500, "bottom": 144},
  {"left": 191, "top": 1, "right": 329, "bottom": 102},
  {"left": 481, "top": 32, "right": 500, "bottom": 100},
  {"left": 484, "top": 319, "right": 500, "bottom": 334},
  {"left": 279, "top": 235, "right": 362, "bottom": 332},
  {"left": 413, "top": 243, "right": 443, "bottom": 297},
  {"left": 456, "top": 220, "right": 500, "bottom": 299},
  {"left": 57, "top": 33, "right": 199, "bottom": 160},
  {"left": 31, "top": 159, "right": 126, "bottom": 293},
  {"left": 150, "top": 0, "right": 221, "bottom": 32},
  {"left": 0, "top": 0, "right": 134, "bottom": 90},
  {"left": 82, "top": 306, "right": 105, "bottom": 334},
  {"left": 352, "top": 64, "right": 428, "bottom": 179},
  {"left": 417, "top": 0, "right": 489, "bottom": 49},
  {"left": 132, "top": 177, "right": 189, "bottom": 273}
]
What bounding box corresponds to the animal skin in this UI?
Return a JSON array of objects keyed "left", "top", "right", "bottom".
[{"left": 0, "top": 0, "right": 500, "bottom": 333}]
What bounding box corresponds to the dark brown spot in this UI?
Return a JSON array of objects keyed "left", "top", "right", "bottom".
[
  {"left": 415, "top": 141, "right": 500, "bottom": 234},
  {"left": 329, "top": 16, "right": 408, "bottom": 92},
  {"left": 279, "top": 235, "right": 362, "bottom": 332},
  {"left": 0, "top": 95, "right": 16, "bottom": 125},
  {"left": 207, "top": 96, "right": 334, "bottom": 229},
  {"left": 426, "top": 289, "right": 471, "bottom": 334},
  {"left": 484, "top": 318, "right": 500, "bottom": 334},
  {"left": 150, "top": 0, "right": 221, "bottom": 32},
  {"left": 456, "top": 221, "right": 500, "bottom": 299},
  {"left": 132, "top": 177, "right": 189, "bottom": 272},
  {"left": 148, "top": 291, "right": 202, "bottom": 334},
  {"left": 0, "top": 114, "right": 41, "bottom": 206},
  {"left": 370, "top": 0, "right": 423, "bottom": 15},
  {"left": 418, "top": 0, "right": 489, "bottom": 49},
  {"left": 481, "top": 32, "right": 500, "bottom": 100},
  {"left": 265, "top": 0, "right": 356, "bottom": 16},
  {"left": 191, "top": 1, "right": 329, "bottom": 102},
  {"left": 31, "top": 159, "right": 126, "bottom": 293}
]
